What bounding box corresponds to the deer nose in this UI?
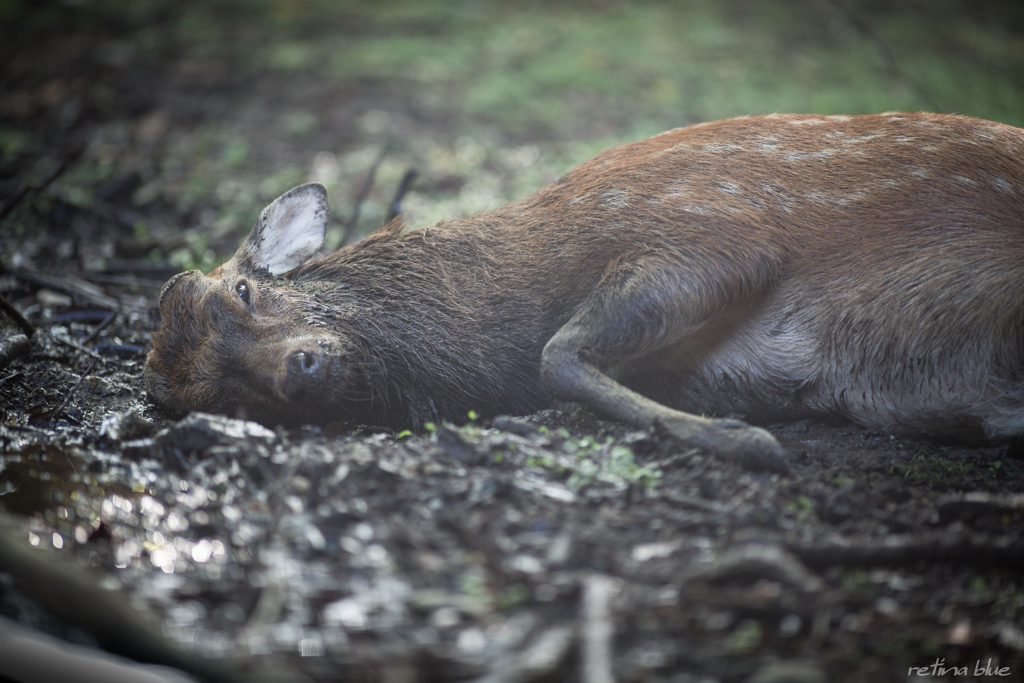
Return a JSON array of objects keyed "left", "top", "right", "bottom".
[
  {"left": 291, "top": 350, "right": 319, "bottom": 375},
  {"left": 282, "top": 349, "right": 322, "bottom": 400}
]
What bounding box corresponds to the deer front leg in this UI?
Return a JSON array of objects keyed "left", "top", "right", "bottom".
[{"left": 540, "top": 253, "right": 788, "bottom": 473}]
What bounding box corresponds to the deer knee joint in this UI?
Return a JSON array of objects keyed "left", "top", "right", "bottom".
[{"left": 540, "top": 331, "right": 586, "bottom": 401}]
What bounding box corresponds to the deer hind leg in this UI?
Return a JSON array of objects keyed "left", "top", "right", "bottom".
[{"left": 540, "top": 252, "right": 788, "bottom": 473}]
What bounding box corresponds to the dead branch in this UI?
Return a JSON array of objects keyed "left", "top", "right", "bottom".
[
  {"left": 386, "top": 168, "right": 418, "bottom": 223},
  {"left": 582, "top": 574, "right": 618, "bottom": 683},
  {"left": 11, "top": 268, "right": 122, "bottom": 311},
  {"left": 788, "top": 536, "right": 1024, "bottom": 569},
  {"left": 681, "top": 543, "right": 823, "bottom": 593},
  {"left": 342, "top": 146, "right": 389, "bottom": 246},
  {"left": 0, "top": 334, "right": 31, "bottom": 371},
  {"left": 0, "top": 143, "right": 84, "bottom": 221},
  {"left": 0, "top": 293, "right": 35, "bottom": 337}
]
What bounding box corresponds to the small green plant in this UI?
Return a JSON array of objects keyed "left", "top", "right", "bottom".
[
  {"left": 786, "top": 495, "right": 816, "bottom": 524},
  {"left": 498, "top": 583, "right": 530, "bottom": 610},
  {"left": 168, "top": 230, "right": 219, "bottom": 273},
  {"left": 525, "top": 453, "right": 560, "bottom": 471},
  {"left": 0, "top": 127, "right": 27, "bottom": 162},
  {"left": 890, "top": 451, "right": 976, "bottom": 482},
  {"left": 842, "top": 568, "right": 874, "bottom": 591},
  {"left": 791, "top": 495, "right": 812, "bottom": 510},
  {"left": 524, "top": 436, "right": 660, "bottom": 490},
  {"left": 726, "top": 619, "right": 763, "bottom": 654}
]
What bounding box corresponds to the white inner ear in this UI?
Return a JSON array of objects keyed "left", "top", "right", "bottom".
[{"left": 254, "top": 184, "right": 328, "bottom": 275}]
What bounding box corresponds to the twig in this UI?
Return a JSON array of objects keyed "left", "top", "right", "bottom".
[
  {"left": 82, "top": 310, "right": 117, "bottom": 345},
  {"left": 75, "top": 270, "right": 171, "bottom": 292},
  {"left": 659, "top": 490, "right": 733, "bottom": 515},
  {"left": 681, "top": 543, "right": 823, "bottom": 593},
  {"left": 342, "top": 146, "right": 389, "bottom": 245},
  {"left": 52, "top": 354, "right": 100, "bottom": 428},
  {"left": 42, "top": 328, "right": 109, "bottom": 363},
  {"left": 11, "top": 268, "right": 121, "bottom": 311},
  {"left": 0, "top": 335, "right": 31, "bottom": 371},
  {"left": 471, "top": 625, "right": 576, "bottom": 683},
  {"left": 787, "top": 536, "right": 1024, "bottom": 569},
  {"left": 0, "top": 293, "right": 35, "bottom": 337},
  {"left": 0, "top": 143, "right": 84, "bottom": 221},
  {"left": 235, "top": 576, "right": 287, "bottom": 656},
  {"left": 0, "top": 517, "right": 248, "bottom": 682},
  {"left": 582, "top": 574, "right": 617, "bottom": 683},
  {"left": 236, "top": 452, "right": 303, "bottom": 656},
  {"left": 386, "top": 168, "right": 418, "bottom": 223}
]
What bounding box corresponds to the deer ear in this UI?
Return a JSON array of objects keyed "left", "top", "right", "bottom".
[{"left": 232, "top": 183, "right": 328, "bottom": 276}]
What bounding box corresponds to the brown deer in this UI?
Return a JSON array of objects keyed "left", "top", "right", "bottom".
[{"left": 145, "top": 113, "right": 1024, "bottom": 473}]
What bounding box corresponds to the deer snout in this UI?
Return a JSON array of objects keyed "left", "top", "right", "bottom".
[{"left": 279, "top": 347, "right": 324, "bottom": 402}]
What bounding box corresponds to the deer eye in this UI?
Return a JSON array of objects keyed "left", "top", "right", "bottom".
[{"left": 236, "top": 281, "right": 251, "bottom": 305}]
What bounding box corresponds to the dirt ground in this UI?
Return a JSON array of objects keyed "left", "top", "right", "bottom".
[{"left": 2, "top": 3, "right": 1024, "bottom": 682}]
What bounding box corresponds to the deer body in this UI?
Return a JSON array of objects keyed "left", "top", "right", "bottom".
[{"left": 146, "top": 113, "right": 1024, "bottom": 471}]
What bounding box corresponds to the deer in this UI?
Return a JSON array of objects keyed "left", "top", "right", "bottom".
[{"left": 145, "top": 112, "right": 1024, "bottom": 473}]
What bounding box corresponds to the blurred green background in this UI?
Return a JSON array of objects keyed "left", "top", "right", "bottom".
[{"left": 2, "top": 0, "right": 1023, "bottom": 270}]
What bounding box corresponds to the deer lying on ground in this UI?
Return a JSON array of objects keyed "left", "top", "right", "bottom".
[{"left": 145, "top": 113, "right": 1024, "bottom": 473}]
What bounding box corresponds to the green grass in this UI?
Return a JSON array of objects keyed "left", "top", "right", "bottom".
[
  {"left": 269, "top": 0, "right": 1024, "bottom": 131},
  {"left": 22, "top": 0, "right": 1021, "bottom": 133}
]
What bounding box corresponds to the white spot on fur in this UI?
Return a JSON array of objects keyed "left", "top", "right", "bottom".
[
  {"left": 909, "top": 166, "right": 932, "bottom": 179},
  {"left": 652, "top": 142, "right": 693, "bottom": 157},
  {"left": 662, "top": 182, "right": 692, "bottom": 199},
  {"left": 843, "top": 133, "right": 883, "bottom": 144},
  {"left": 568, "top": 193, "right": 590, "bottom": 204},
  {"left": 789, "top": 118, "right": 825, "bottom": 125},
  {"left": 804, "top": 190, "right": 867, "bottom": 206},
  {"left": 602, "top": 189, "right": 630, "bottom": 208},
  {"left": 701, "top": 143, "right": 744, "bottom": 153},
  {"left": 993, "top": 176, "right": 1014, "bottom": 193}
]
